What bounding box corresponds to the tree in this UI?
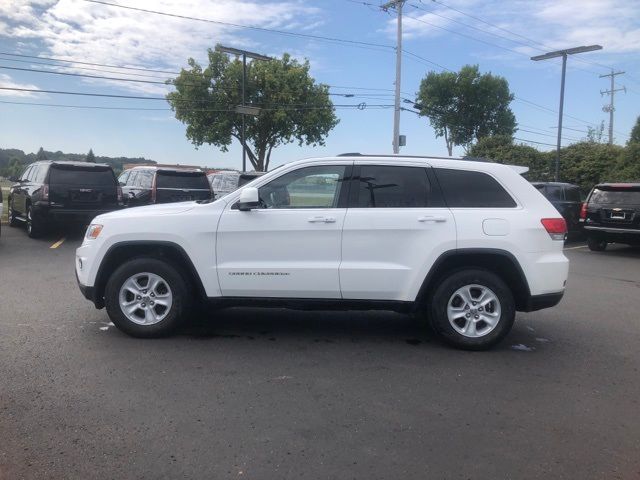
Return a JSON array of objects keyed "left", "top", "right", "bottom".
[
  {"left": 629, "top": 116, "right": 640, "bottom": 144},
  {"left": 557, "top": 142, "right": 625, "bottom": 192},
  {"left": 36, "top": 147, "right": 47, "bottom": 160},
  {"left": 167, "top": 48, "right": 339, "bottom": 171},
  {"left": 585, "top": 121, "right": 606, "bottom": 143},
  {"left": 86, "top": 149, "right": 96, "bottom": 163},
  {"left": 467, "top": 135, "right": 550, "bottom": 180},
  {"left": 416, "top": 65, "right": 516, "bottom": 156}
]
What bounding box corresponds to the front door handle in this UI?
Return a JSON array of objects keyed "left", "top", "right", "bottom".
[
  {"left": 418, "top": 216, "right": 447, "bottom": 223},
  {"left": 308, "top": 216, "right": 336, "bottom": 223}
]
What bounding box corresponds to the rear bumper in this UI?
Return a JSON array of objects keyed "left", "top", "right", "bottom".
[
  {"left": 584, "top": 225, "right": 640, "bottom": 244},
  {"left": 522, "top": 291, "right": 564, "bottom": 312},
  {"left": 34, "top": 204, "right": 121, "bottom": 223}
]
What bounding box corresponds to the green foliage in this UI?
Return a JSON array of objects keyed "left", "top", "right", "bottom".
[
  {"left": 86, "top": 148, "right": 96, "bottom": 163},
  {"left": 614, "top": 142, "right": 640, "bottom": 181},
  {"left": 0, "top": 148, "right": 154, "bottom": 178},
  {"left": 167, "top": 47, "right": 339, "bottom": 171},
  {"left": 416, "top": 65, "right": 516, "bottom": 156},
  {"left": 584, "top": 121, "right": 606, "bottom": 143},
  {"left": 557, "top": 142, "right": 625, "bottom": 191},
  {"left": 468, "top": 135, "right": 550, "bottom": 180},
  {"left": 629, "top": 116, "right": 640, "bottom": 144}
]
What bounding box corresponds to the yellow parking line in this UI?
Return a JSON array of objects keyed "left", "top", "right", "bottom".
[{"left": 50, "top": 237, "right": 66, "bottom": 249}]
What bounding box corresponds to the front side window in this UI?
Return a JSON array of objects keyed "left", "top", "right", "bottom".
[
  {"left": 354, "top": 165, "right": 433, "bottom": 208},
  {"left": 258, "top": 165, "right": 346, "bottom": 209},
  {"left": 435, "top": 168, "right": 517, "bottom": 208}
]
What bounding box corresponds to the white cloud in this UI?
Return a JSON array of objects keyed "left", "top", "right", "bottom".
[
  {"left": 0, "top": 0, "right": 323, "bottom": 94},
  {"left": 0, "top": 73, "right": 41, "bottom": 97}
]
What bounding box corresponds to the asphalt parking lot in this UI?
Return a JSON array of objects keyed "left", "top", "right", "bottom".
[{"left": 1, "top": 226, "right": 639, "bottom": 480}]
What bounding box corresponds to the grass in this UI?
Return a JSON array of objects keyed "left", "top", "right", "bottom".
[{"left": 1, "top": 187, "right": 8, "bottom": 223}]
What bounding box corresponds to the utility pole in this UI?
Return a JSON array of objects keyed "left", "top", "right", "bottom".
[
  {"left": 382, "top": 0, "right": 405, "bottom": 154},
  {"left": 531, "top": 45, "right": 602, "bottom": 181},
  {"left": 600, "top": 70, "right": 626, "bottom": 145}
]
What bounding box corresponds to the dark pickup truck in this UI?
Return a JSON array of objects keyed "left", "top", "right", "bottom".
[
  {"left": 8, "top": 161, "right": 122, "bottom": 238},
  {"left": 581, "top": 183, "right": 640, "bottom": 251}
]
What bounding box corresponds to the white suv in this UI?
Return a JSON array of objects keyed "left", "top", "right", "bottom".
[{"left": 76, "top": 155, "right": 569, "bottom": 350}]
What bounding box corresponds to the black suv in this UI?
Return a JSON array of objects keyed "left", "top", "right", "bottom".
[
  {"left": 581, "top": 183, "right": 640, "bottom": 251},
  {"left": 531, "top": 182, "right": 583, "bottom": 237},
  {"left": 118, "top": 166, "right": 212, "bottom": 207},
  {"left": 8, "top": 161, "right": 122, "bottom": 238}
]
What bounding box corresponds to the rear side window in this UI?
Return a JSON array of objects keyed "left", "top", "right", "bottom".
[
  {"left": 353, "top": 165, "right": 435, "bottom": 208},
  {"left": 435, "top": 169, "right": 517, "bottom": 208},
  {"left": 545, "top": 186, "right": 564, "bottom": 201},
  {"left": 565, "top": 187, "right": 581, "bottom": 202},
  {"left": 590, "top": 188, "right": 640, "bottom": 205},
  {"left": 211, "top": 172, "right": 239, "bottom": 191},
  {"left": 34, "top": 165, "right": 48, "bottom": 184},
  {"left": 49, "top": 166, "right": 116, "bottom": 186},
  {"left": 156, "top": 172, "right": 209, "bottom": 190},
  {"left": 118, "top": 171, "right": 130, "bottom": 186},
  {"left": 135, "top": 171, "right": 153, "bottom": 189}
]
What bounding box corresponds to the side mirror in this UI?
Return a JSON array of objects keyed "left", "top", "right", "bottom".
[{"left": 238, "top": 187, "right": 259, "bottom": 211}]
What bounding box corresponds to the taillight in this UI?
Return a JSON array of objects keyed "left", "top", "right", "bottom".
[
  {"left": 580, "top": 202, "right": 587, "bottom": 220},
  {"left": 41, "top": 184, "right": 49, "bottom": 201},
  {"left": 117, "top": 186, "right": 123, "bottom": 203},
  {"left": 541, "top": 218, "right": 567, "bottom": 241},
  {"left": 151, "top": 175, "right": 157, "bottom": 203}
]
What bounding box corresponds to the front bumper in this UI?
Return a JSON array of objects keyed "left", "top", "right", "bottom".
[{"left": 75, "top": 268, "right": 103, "bottom": 309}]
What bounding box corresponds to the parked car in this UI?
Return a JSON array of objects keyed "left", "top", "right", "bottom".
[
  {"left": 208, "top": 171, "right": 265, "bottom": 199},
  {"left": 76, "top": 154, "right": 569, "bottom": 350},
  {"left": 581, "top": 183, "right": 640, "bottom": 251},
  {"left": 0, "top": 186, "right": 3, "bottom": 238},
  {"left": 531, "top": 182, "right": 583, "bottom": 238},
  {"left": 118, "top": 166, "right": 212, "bottom": 207},
  {"left": 8, "top": 161, "right": 122, "bottom": 238}
]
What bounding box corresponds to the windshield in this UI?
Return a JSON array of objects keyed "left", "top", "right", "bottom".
[
  {"left": 49, "top": 166, "right": 116, "bottom": 186},
  {"left": 590, "top": 188, "right": 640, "bottom": 205}
]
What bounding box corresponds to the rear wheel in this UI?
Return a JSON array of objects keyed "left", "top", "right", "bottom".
[
  {"left": 587, "top": 235, "right": 607, "bottom": 251},
  {"left": 105, "top": 257, "right": 192, "bottom": 338},
  {"left": 429, "top": 269, "right": 515, "bottom": 350},
  {"left": 7, "top": 199, "right": 18, "bottom": 227},
  {"left": 26, "top": 205, "right": 44, "bottom": 238}
]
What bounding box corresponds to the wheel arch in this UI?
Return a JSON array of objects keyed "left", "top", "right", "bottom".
[
  {"left": 93, "top": 241, "right": 207, "bottom": 309},
  {"left": 415, "top": 249, "right": 531, "bottom": 312}
]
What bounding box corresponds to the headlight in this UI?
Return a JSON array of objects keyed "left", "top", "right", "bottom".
[{"left": 85, "top": 224, "right": 103, "bottom": 240}]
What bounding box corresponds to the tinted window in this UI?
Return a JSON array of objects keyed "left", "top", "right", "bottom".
[
  {"left": 136, "top": 171, "right": 154, "bottom": 189},
  {"left": 239, "top": 173, "right": 263, "bottom": 187},
  {"left": 49, "top": 166, "right": 116, "bottom": 186},
  {"left": 20, "top": 166, "right": 33, "bottom": 181},
  {"left": 118, "top": 171, "right": 130, "bottom": 186},
  {"left": 590, "top": 188, "right": 640, "bottom": 205},
  {"left": 258, "top": 165, "right": 346, "bottom": 209},
  {"left": 354, "top": 166, "right": 432, "bottom": 208},
  {"left": 545, "top": 186, "right": 564, "bottom": 201},
  {"left": 156, "top": 171, "right": 209, "bottom": 189},
  {"left": 34, "top": 165, "right": 48, "bottom": 184},
  {"left": 565, "top": 187, "right": 581, "bottom": 202},
  {"left": 436, "top": 169, "right": 517, "bottom": 208}
]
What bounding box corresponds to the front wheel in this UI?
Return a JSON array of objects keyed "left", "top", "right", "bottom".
[
  {"left": 587, "top": 236, "right": 607, "bottom": 251},
  {"left": 429, "top": 269, "right": 515, "bottom": 350},
  {"left": 105, "top": 257, "right": 192, "bottom": 338}
]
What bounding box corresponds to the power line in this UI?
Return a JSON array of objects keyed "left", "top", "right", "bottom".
[{"left": 514, "top": 137, "right": 557, "bottom": 147}]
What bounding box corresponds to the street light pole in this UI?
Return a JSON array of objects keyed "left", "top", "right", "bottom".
[
  {"left": 215, "top": 45, "right": 271, "bottom": 172},
  {"left": 531, "top": 45, "right": 602, "bottom": 182}
]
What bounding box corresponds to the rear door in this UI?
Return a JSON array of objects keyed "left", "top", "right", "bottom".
[
  {"left": 13, "top": 165, "right": 34, "bottom": 215},
  {"left": 587, "top": 186, "right": 640, "bottom": 230},
  {"left": 48, "top": 164, "right": 118, "bottom": 210},
  {"left": 340, "top": 162, "right": 456, "bottom": 301},
  {"left": 155, "top": 171, "right": 212, "bottom": 203}
]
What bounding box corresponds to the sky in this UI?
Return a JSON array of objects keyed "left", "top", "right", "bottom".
[{"left": 0, "top": 0, "right": 639, "bottom": 171}]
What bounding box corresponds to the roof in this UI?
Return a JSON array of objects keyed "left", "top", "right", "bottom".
[
  {"left": 128, "top": 165, "right": 204, "bottom": 173},
  {"left": 594, "top": 182, "right": 640, "bottom": 188},
  {"left": 530, "top": 181, "right": 579, "bottom": 187},
  {"left": 32, "top": 160, "right": 111, "bottom": 168}
]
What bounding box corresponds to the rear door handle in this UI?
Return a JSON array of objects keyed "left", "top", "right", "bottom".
[
  {"left": 418, "top": 216, "right": 447, "bottom": 223},
  {"left": 308, "top": 216, "right": 336, "bottom": 223}
]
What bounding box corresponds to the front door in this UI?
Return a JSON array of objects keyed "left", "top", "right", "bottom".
[
  {"left": 340, "top": 162, "right": 456, "bottom": 301},
  {"left": 216, "top": 163, "right": 351, "bottom": 298}
]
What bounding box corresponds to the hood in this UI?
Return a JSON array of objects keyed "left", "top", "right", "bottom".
[{"left": 96, "top": 202, "right": 197, "bottom": 222}]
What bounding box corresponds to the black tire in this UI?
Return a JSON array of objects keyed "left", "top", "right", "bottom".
[
  {"left": 429, "top": 269, "right": 515, "bottom": 350},
  {"left": 104, "top": 257, "right": 192, "bottom": 338},
  {"left": 26, "top": 204, "right": 44, "bottom": 238},
  {"left": 587, "top": 236, "right": 607, "bottom": 251},
  {"left": 7, "top": 198, "right": 18, "bottom": 227}
]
